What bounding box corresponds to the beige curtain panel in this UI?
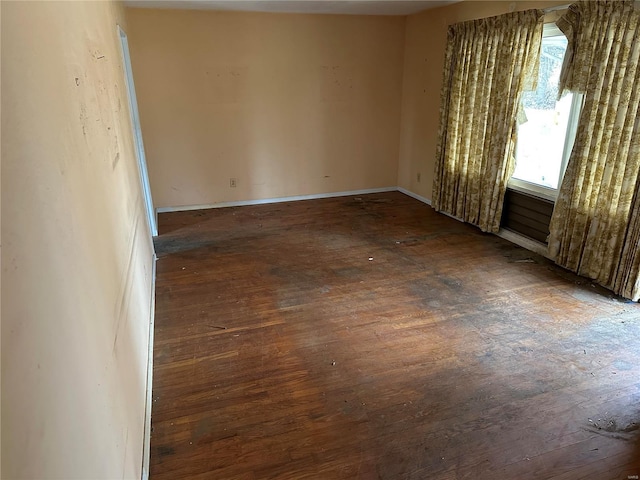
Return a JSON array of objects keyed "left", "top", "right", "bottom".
[
  {"left": 432, "top": 10, "right": 544, "bottom": 233},
  {"left": 548, "top": 1, "right": 640, "bottom": 301}
]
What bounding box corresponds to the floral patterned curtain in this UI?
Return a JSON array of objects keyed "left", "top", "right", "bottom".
[
  {"left": 548, "top": 0, "right": 640, "bottom": 301},
  {"left": 432, "top": 10, "right": 544, "bottom": 233}
]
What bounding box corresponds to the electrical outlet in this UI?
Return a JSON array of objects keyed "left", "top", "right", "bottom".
[
  {"left": 230, "top": 178, "right": 237, "bottom": 188},
  {"left": 417, "top": 172, "right": 421, "bottom": 183}
]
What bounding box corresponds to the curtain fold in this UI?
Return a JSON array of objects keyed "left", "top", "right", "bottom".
[
  {"left": 615, "top": 182, "right": 640, "bottom": 299},
  {"left": 548, "top": 0, "right": 640, "bottom": 301},
  {"left": 432, "top": 10, "right": 544, "bottom": 233}
]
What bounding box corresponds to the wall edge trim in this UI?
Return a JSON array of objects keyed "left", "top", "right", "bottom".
[
  {"left": 397, "top": 187, "right": 432, "bottom": 205},
  {"left": 141, "top": 253, "right": 157, "bottom": 480},
  {"left": 496, "top": 228, "right": 551, "bottom": 259},
  {"left": 156, "top": 187, "right": 399, "bottom": 213}
]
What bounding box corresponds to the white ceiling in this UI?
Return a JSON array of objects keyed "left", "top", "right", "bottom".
[{"left": 124, "top": 0, "right": 462, "bottom": 16}]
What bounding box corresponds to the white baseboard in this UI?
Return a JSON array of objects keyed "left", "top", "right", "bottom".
[
  {"left": 141, "top": 253, "right": 157, "bottom": 480},
  {"left": 497, "top": 228, "right": 551, "bottom": 259},
  {"left": 156, "top": 187, "right": 398, "bottom": 213},
  {"left": 397, "top": 187, "right": 432, "bottom": 206},
  {"left": 155, "top": 187, "right": 548, "bottom": 260},
  {"left": 397, "top": 191, "right": 552, "bottom": 262}
]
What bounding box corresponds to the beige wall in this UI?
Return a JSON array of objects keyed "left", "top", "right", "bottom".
[
  {"left": 2, "top": 1, "right": 154, "bottom": 478},
  {"left": 126, "top": 9, "right": 406, "bottom": 209},
  {"left": 398, "top": 0, "right": 567, "bottom": 201}
]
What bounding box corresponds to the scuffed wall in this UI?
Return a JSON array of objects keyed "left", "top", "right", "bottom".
[
  {"left": 1, "top": 1, "right": 154, "bottom": 478},
  {"left": 126, "top": 9, "right": 405, "bottom": 209}
]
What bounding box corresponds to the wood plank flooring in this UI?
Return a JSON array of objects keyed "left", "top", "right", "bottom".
[{"left": 151, "top": 191, "right": 640, "bottom": 479}]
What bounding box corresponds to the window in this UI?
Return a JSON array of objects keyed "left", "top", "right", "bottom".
[{"left": 509, "top": 24, "right": 582, "bottom": 201}]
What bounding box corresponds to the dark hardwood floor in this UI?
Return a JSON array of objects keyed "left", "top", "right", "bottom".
[{"left": 151, "top": 191, "right": 640, "bottom": 479}]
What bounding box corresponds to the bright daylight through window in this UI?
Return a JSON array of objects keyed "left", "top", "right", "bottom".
[{"left": 510, "top": 24, "right": 581, "bottom": 200}]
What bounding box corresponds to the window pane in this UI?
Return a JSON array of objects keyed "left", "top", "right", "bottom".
[{"left": 513, "top": 36, "right": 571, "bottom": 190}]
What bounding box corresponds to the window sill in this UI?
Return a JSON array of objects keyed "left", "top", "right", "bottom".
[{"left": 507, "top": 179, "right": 558, "bottom": 203}]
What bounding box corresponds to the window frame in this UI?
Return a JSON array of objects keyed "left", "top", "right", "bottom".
[{"left": 508, "top": 23, "right": 583, "bottom": 202}]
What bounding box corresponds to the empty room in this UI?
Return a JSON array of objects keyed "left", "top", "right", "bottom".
[{"left": 2, "top": 0, "right": 640, "bottom": 479}]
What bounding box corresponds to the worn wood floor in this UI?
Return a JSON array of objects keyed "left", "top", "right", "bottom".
[{"left": 151, "top": 191, "right": 640, "bottom": 479}]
